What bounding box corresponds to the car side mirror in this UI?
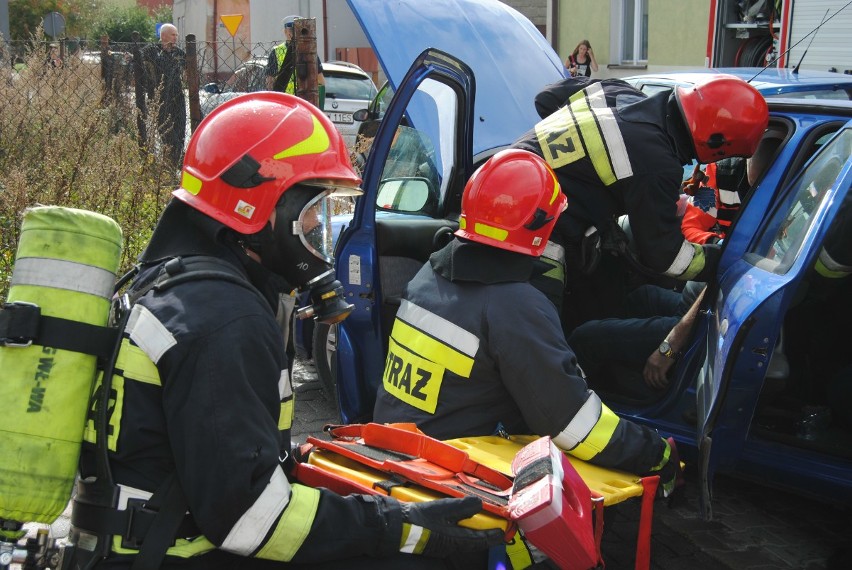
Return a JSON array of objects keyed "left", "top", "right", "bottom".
[
  {"left": 376, "top": 178, "right": 436, "bottom": 215},
  {"left": 353, "top": 108, "right": 369, "bottom": 122},
  {"left": 203, "top": 82, "right": 221, "bottom": 94}
]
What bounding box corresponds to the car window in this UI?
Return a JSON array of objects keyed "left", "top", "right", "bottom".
[
  {"left": 747, "top": 128, "right": 851, "bottom": 275},
  {"left": 638, "top": 83, "right": 674, "bottom": 97},
  {"left": 766, "top": 89, "right": 851, "bottom": 101},
  {"left": 376, "top": 77, "right": 455, "bottom": 217},
  {"left": 325, "top": 72, "right": 378, "bottom": 100}
]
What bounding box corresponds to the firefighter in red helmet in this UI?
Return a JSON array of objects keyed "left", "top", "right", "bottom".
[
  {"left": 373, "top": 149, "right": 680, "bottom": 499},
  {"left": 517, "top": 74, "right": 768, "bottom": 331},
  {"left": 66, "top": 92, "right": 503, "bottom": 569}
]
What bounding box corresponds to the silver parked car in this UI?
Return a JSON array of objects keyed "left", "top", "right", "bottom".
[{"left": 199, "top": 58, "right": 377, "bottom": 148}]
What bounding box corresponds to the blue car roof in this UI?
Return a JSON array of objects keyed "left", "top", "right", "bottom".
[
  {"left": 347, "top": 0, "right": 566, "bottom": 156},
  {"left": 627, "top": 67, "right": 852, "bottom": 97}
]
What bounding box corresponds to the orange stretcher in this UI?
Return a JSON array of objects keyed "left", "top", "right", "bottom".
[{"left": 292, "top": 423, "right": 659, "bottom": 570}]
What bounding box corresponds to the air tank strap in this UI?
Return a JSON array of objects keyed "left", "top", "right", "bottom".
[{"left": 0, "top": 302, "right": 118, "bottom": 358}]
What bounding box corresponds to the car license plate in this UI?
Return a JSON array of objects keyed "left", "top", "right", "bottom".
[{"left": 326, "top": 112, "right": 354, "bottom": 124}]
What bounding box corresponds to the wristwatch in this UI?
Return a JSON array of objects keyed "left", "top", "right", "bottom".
[{"left": 658, "top": 340, "right": 677, "bottom": 360}]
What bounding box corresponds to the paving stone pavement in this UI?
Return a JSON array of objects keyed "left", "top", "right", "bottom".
[{"left": 291, "top": 358, "right": 852, "bottom": 570}]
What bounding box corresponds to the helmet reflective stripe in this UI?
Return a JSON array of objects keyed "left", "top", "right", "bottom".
[
  {"left": 472, "top": 221, "right": 508, "bottom": 243},
  {"left": 10, "top": 258, "right": 116, "bottom": 299},
  {"left": 552, "top": 391, "right": 620, "bottom": 461},
  {"left": 397, "top": 300, "right": 479, "bottom": 360},
  {"left": 181, "top": 171, "right": 203, "bottom": 195},
  {"left": 274, "top": 115, "right": 330, "bottom": 159}
]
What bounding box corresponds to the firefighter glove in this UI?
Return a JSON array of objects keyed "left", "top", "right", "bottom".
[
  {"left": 398, "top": 496, "right": 504, "bottom": 557},
  {"left": 645, "top": 437, "right": 684, "bottom": 498}
]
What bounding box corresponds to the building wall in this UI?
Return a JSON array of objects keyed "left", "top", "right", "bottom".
[{"left": 557, "top": 0, "right": 709, "bottom": 79}]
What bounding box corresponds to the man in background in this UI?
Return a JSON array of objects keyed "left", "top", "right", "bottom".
[{"left": 143, "top": 23, "right": 186, "bottom": 167}]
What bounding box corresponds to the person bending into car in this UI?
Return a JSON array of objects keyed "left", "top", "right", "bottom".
[
  {"left": 513, "top": 74, "right": 768, "bottom": 333},
  {"left": 373, "top": 149, "right": 681, "bottom": 499},
  {"left": 66, "top": 93, "right": 503, "bottom": 569},
  {"left": 568, "top": 128, "right": 787, "bottom": 397}
]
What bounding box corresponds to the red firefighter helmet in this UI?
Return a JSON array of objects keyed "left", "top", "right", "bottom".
[
  {"left": 675, "top": 74, "right": 768, "bottom": 164},
  {"left": 455, "top": 149, "right": 566, "bottom": 257},
  {"left": 174, "top": 92, "right": 361, "bottom": 235}
]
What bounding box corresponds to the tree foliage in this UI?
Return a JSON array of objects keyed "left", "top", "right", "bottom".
[
  {"left": 8, "top": 0, "right": 159, "bottom": 43},
  {"left": 89, "top": 4, "right": 156, "bottom": 43}
]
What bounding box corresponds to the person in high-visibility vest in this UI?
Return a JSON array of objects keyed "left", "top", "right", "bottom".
[{"left": 265, "top": 16, "right": 324, "bottom": 95}]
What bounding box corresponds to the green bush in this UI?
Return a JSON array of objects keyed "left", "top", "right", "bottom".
[{"left": 0, "top": 46, "right": 176, "bottom": 300}]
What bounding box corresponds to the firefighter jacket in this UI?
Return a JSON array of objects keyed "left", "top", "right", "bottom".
[
  {"left": 514, "top": 77, "right": 720, "bottom": 282},
  {"left": 77, "top": 200, "right": 403, "bottom": 566},
  {"left": 373, "top": 239, "right": 667, "bottom": 475}
]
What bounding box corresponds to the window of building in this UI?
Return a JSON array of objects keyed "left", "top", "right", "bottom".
[{"left": 620, "top": 0, "right": 648, "bottom": 63}]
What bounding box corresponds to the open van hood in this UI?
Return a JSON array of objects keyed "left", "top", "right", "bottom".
[{"left": 347, "top": 0, "right": 566, "bottom": 156}]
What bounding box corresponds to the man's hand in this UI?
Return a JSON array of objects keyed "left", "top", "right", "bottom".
[{"left": 643, "top": 350, "right": 675, "bottom": 389}]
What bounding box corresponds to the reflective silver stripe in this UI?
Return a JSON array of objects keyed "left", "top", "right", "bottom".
[
  {"left": 10, "top": 257, "right": 116, "bottom": 299},
  {"left": 125, "top": 304, "right": 177, "bottom": 364},
  {"left": 397, "top": 300, "right": 479, "bottom": 358},
  {"left": 278, "top": 370, "right": 292, "bottom": 400},
  {"left": 117, "top": 484, "right": 153, "bottom": 510},
  {"left": 552, "top": 390, "right": 602, "bottom": 450},
  {"left": 664, "top": 240, "right": 698, "bottom": 278},
  {"left": 718, "top": 189, "right": 741, "bottom": 206},
  {"left": 222, "top": 467, "right": 291, "bottom": 555},
  {"left": 820, "top": 247, "right": 852, "bottom": 273},
  {"left": 543, "top": 240, "right": 566, "bottom": 264},
  {"left": 400, "top": 525, "right": 425, "bottom": 554},
  {"left": 584, "top": 83, "right": 633, "bottom": 180}
]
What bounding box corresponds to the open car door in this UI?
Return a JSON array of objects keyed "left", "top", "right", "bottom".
[
  {"left": 333, "top": 48, "right": 476, "bottom": 423},
  {"left": 696, "top": 123, "right": 852, "bottom": 519},
  {"left": 331, "top": 0, "right": 566, "bottom": 423}
]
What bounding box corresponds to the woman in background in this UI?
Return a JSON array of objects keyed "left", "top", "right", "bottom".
[{"left": 566, "top": 40, "right": 598, "bottom": 77}]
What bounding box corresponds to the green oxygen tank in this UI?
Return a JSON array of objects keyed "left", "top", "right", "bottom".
[{"left": 0, "top": 206, "right": 122, "bottom": 532}]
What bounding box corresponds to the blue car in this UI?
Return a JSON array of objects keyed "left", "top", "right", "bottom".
[{"left": 309, "top": 0, "right": 852, "bottom": 513}]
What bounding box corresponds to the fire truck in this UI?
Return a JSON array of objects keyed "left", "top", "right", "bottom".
[{"left": 707, "top": 0, "right": 852, "bottom": 72}]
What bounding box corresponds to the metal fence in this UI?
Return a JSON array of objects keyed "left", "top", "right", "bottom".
[{"left": 0, "top": 35, "right": 298, "bottom": 153}]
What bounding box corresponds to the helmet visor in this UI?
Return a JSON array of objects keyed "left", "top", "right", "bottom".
[{"left": 297, "top": 187, "right": 358, "bottom": 264}]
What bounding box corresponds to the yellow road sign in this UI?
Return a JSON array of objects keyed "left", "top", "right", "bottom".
[{"left": 220, "top": 14, "right": 243, "bottom": 37}]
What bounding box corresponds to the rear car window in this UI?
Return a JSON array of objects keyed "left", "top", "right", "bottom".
[{"left": 325, "top": 72, "right": 377, "bottom": 100}]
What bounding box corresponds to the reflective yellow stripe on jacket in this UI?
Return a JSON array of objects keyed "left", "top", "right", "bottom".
[
  {"left": 88, "top": 303, "right": 306, "bottom": 559},
  {"left": 382, "top": 300, "right": 478, "bottom": 414},
  {"left": 534, "top": 82, "right": 633, "bottom": 185},
  {"left": 552, "top": 391, "right": 621, "bottom": 462},
  {"left": 816, "top": 247, "right": 852, "bottom": 278}
]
